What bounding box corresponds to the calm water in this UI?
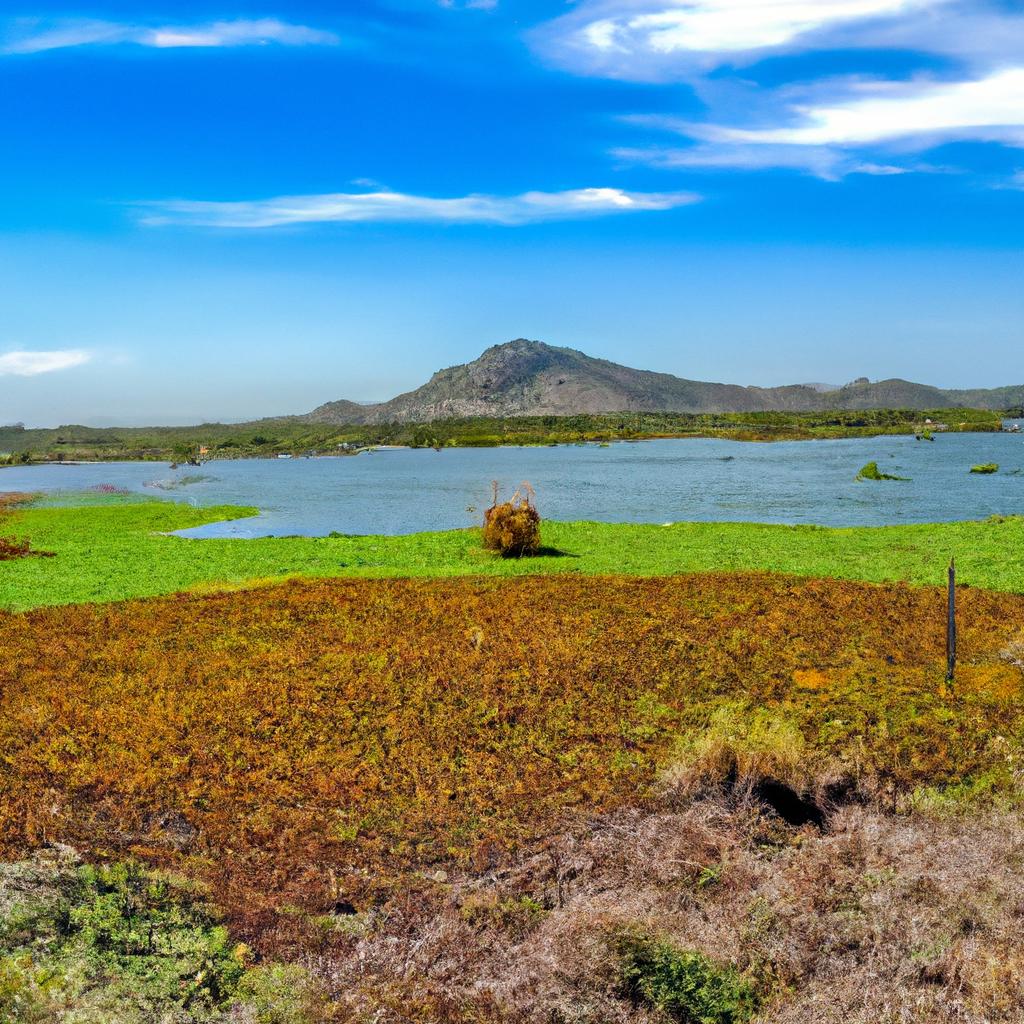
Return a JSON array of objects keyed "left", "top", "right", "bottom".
[{"left": 2, "top": 434, "right": 1023, "bottom": 537}]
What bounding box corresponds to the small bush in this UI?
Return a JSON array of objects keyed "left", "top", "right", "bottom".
[
  {"left": 482, "top": 481, "right": 541, "bottom": 557},
  {"left": 615, "top": 930, "right": 758, "bottom": 1023},
  {"left": 970, "top": 463, "right": 999, "bottom": 474}
]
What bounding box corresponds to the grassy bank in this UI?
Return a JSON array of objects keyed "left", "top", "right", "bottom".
[
  {"left": 0, "top": 407, "right": 1005, "bottom": 462},
  {"left": 3, "top": 573, "right": 1024, "bottom": 1020},
  {"left": 2, "top": 497, "right": 1024, "bottom": 610}
]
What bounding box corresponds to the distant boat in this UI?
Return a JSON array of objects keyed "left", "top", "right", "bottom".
[{"left": 277, "top": 453, "right": 293, "bottom": 459}]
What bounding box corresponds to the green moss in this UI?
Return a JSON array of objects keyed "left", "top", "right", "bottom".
[{"left": 3, "top": 498, "right": 1024, "bottom": 611}]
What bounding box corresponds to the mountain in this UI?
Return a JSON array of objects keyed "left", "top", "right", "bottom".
[{"left": 304, "top": 339, "right": 1024, "bottom": 424}]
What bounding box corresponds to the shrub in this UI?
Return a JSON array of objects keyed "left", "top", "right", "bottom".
[
  {"left": 615, "top": 930, "right": 758, "bottom": 1023},
  {"left": 482, "top": 481, "right": 541, "bottom": 557},
  {"left": 0, "top": 857, "right": 328, "bottom": 1023},
  {"left": 970, "top": 463, "right": 999, "bottom": 474},
  {"left": 0, "top": 858, "right": 247, "bottom": 1020}
]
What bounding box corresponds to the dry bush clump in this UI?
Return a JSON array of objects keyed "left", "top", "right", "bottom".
[{"left": 483, "top": 481, "right": 541, "bottom": 557}]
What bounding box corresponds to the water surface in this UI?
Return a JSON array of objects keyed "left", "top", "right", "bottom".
[{"left": 2, "top": 434, "right": 1022, "bottom": 537}]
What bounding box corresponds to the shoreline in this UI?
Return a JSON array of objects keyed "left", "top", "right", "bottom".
[{"left": 2, "top": 423, "right": 1017, "bottom": 466}]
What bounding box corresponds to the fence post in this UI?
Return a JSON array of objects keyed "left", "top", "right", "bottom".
[{"left": 946, "top": 558, "right": 956, "bottom": 682}]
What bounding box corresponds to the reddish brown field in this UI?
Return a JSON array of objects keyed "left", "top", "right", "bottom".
[
  {"left": 0, "top": 491, "right": 47, "bottom": 560},
  {"left": 2, "top": 573, "right": 1023, "bottom": 962}
]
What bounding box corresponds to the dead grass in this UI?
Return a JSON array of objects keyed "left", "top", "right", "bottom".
[{"left": 308, "top": 797, "right": 1024, "bottom": 1022}]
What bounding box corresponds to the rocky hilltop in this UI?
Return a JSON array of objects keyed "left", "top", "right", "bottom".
[{"left": 304, "top": 339, "right": 1024, "bottom": 424}]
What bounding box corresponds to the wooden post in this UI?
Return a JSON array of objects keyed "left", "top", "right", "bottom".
[{"left": 946, "top": 558, "right": 956, "bottom": 682}]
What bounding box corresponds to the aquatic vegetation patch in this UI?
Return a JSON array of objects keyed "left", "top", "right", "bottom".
[
  {"left": 146, "top": 474, "right": 219, "bottom": 491},
  {"left": 856, "top": 460, "right": 909, "bottom": 481},
  {"left": 970, "top": 462, "right": 999, "bottom": 474}
]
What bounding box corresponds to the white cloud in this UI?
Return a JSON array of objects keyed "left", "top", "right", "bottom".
[
  {"left": 699, "top": 68, "right": 1024, "bottom": 148},
  {"left": 615, "top": 141, "right": 882, "bottom": 178},
  {"left": 136, "top": 187, "right": 701, "bottom": 228},
  {"left": 0, "top": 350, "right": 91, "bottom": 376},
  {"left": 3, "top": 18, "right": 339, "bottom": 55},
  {"left": 535, "top": 0, "right": 946, "bottom": 79},
  {"left": 611, "top": 0, "right": 930, "bottom": 53}
]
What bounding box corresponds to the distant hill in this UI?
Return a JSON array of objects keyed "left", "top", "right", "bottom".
[{"left": 304, "top": 339, "right": 1024, "bottom": 423}]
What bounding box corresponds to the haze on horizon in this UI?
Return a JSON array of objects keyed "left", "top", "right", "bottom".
[{"left": 1, "top": 0, "right": 1022, "bottom": 428}]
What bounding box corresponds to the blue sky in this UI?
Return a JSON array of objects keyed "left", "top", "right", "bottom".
[{"left": 0, "top": 1, "right": 1022, "bottom": 426}]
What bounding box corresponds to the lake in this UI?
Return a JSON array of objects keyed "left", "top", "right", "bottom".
[{"left": 2, "top": 433, "right": 1022, "bottom": 537}]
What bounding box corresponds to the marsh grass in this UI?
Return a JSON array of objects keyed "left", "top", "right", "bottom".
[{"left": 664, "top": 703, "right": 810, "bottom": 798}]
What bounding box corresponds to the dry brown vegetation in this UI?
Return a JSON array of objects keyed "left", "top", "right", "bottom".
[
  {"left": 0, "top": 491, "right": 48, "bottom": 561},
  {"left": 483, "top": 482, "right": 541, "bottom": 557},
  {"left": 310, "top": 797, "right": 1024, "bottom": 1022},
  {"left": 3, "top": 572, "right": 1024, "bottom": 1020}
]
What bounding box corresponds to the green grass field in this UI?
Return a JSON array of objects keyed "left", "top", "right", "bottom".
[{"left": 3, "top": 496, "right": 1024, "bottom": 610}]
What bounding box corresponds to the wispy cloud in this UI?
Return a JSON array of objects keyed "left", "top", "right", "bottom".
[
  {"left": 615, "top": 140, "right": 913, "bottom": 180},
  {"left": 2, "top": 18, "right": 339, "bottom": 55},
  {"left": 135, "top": 187, "right": 701, "bottom": 228},
  {"left": 536, "top": 1, "right": 1024, "bottom": 171},
  {"left": 439, "top": 0, "right": 499, "bottom": 10},
  {"left": 0, "top": 350, "right": 91, "bottom": 376},
  {"left": 617, "top": 67, "right": 1024, "bottom": 176},
  {"left": 701, "top": 68, "right": 1024, "bottom": 148},
  {"left": 534, "top": 0, "right": 947, "bottom": 80}
]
